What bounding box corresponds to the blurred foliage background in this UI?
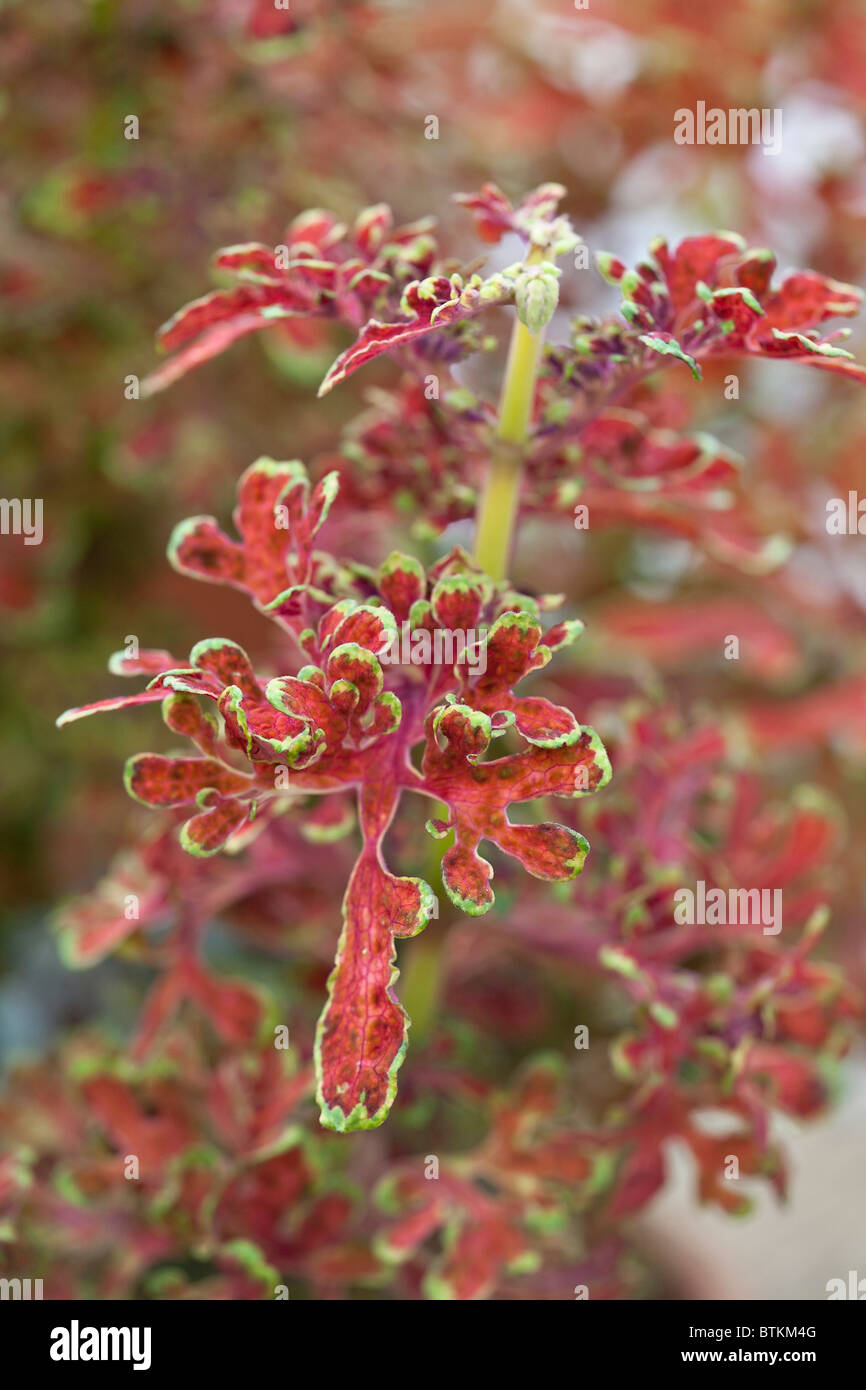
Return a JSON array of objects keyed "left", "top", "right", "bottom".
[{"left": 1, "top": 0, "right": 865, "bottom": 1172}]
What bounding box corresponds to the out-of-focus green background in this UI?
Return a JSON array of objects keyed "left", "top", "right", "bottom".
[{"left": 2, "top": 0, "right": 866, "bottom": 1293}]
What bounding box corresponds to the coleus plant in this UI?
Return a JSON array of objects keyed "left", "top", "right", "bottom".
[
  {"left": 59, "top": 461, "right": 612, "bottom": 1131},
  {"left": 36, "top": 699, "right": 854, "bottom": 1298},
  {"left": 59, "top": 182, "right": 865, "bottom": 1149}
]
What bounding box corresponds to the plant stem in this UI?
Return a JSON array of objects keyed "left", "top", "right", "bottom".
[
  {"left": 401, "top": 803, "right": 453, "bottom": 1043},
  {"left": 408, "top": 255, "right": 549, "bottom": 1035},
  {"left": 400, "top": 926, "right": 443, "bottom": 1046},
  {"left": 473, "top": 248, "right": 547, "bottom": 581}
]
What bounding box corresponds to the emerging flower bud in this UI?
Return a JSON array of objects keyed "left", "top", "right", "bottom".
[{"left": 512, "top": 261, "right": 562, "bottom": 336}]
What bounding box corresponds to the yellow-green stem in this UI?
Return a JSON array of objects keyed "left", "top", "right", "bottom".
[
  {"left": 407, "top": 254, "right": 549, "bottom": 1037},
  {"left": 401, "top": 812, "right": 452, "bottom": 1044},
  {"left": 473, "top": 249, "right": 547, "bottom": 581},
  {"left": 400, "top": 927, "right": 442, "bottom": 1046}
]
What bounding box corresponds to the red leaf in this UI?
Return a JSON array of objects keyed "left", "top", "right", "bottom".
[
  {"left": 56, "top": 688, "right": 169, "bottom": 728},
  {"left": 316, "top": 782, "right": 435, "bottom": 1132},
  {"left": 124, "top": 754, "right": 251, "bottom": 807},
  {"left": 318, "top": 273, "right": 511, "bottom": 396}
]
